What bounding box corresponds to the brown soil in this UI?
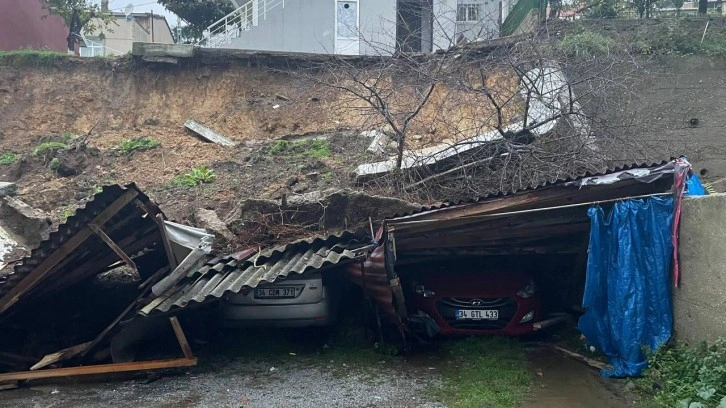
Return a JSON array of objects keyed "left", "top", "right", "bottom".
[{"left": 0, "top": 57, "right": 516, "bottom": 233}]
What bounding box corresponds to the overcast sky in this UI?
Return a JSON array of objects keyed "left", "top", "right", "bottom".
[{"left": 94, "top": 0, "right": 184, "bottom": 26}]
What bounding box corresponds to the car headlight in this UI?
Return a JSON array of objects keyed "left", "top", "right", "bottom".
[
  {"left": 516, "top": 279, "right": 536, "bottom": 299},
  {"left": 519, "top": 310, "right": 535, "bottom": 323}
]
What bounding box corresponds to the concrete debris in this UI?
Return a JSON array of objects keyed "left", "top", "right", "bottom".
[
  {"left": 193, "top": 209, "right": 236, "bottom": 249},
  {"left": 359, "top": 130, "right": 379, "bottom": 138},
  {"left": 272, "top": 104, "right": 281, "bottom": 109},
  {"left": 184, "top": 120, "right": 236, "bottom": 146},
  {"left": 0, "top": 196, "right": 51, "bottom": 249},
  {"left": 0, "top": 182, "right": 17, "bottom": 197},
  {"left": 275, "top": 94, "right": 289, "bottom": 101},
  {"left": 366, "top": 131, "right": 391, "bottom": 156}
]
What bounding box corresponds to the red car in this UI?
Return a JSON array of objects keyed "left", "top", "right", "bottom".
[{"left": 407, "top": 270, "right": 542, "bottom": 336}]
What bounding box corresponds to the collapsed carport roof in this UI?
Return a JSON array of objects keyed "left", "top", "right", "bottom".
[
  {"left": 0, "top": 184, "right": 164, "bottom": 318},
  {"left": 385, "top": 160, "right": 679, "bottom": 254},
  {"left": 139, "top": 231, "right": 372, "bottom": 316},
  {"left": 350, "top": 160, "right": 683, "bottom": 328}
]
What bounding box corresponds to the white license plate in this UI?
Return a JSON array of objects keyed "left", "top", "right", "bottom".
[
  {"left": 254, "top": 287, "right": 297, "bottom": 299},
  {"left": 456, "top": 309, "right": 498, "bottom": 320}
]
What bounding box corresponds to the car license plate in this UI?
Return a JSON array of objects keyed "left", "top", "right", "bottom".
[
  {"left": 456, "top": 309, "right": 498, "bottom": 320},
  {"left": 254, "top": 287, "right": 297, "bottom": 299}
]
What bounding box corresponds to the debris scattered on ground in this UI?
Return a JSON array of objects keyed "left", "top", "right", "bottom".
[{"left": 184, "top": 120, "right": 236, "bottom": 146}]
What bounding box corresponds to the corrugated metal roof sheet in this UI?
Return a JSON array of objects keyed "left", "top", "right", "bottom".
[
  {"left": 0, "top": 184, "right": 164, "bottom": 315},
  {"left": 141, "top": 232, "right": 370, "bottom": 315},
  {"left": 387, "top": 160, "right": 674, "bottom": 218}
]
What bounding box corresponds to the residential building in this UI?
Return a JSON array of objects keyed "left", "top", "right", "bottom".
[
  {"left": 80, "top": 8, "right": 175, "bottom": 57},
  {"left": 204, "top": 0, "right": 523, "bottom": 55},
  {"left": 0, "top": 0, "right": 69, "bottom": 52}
]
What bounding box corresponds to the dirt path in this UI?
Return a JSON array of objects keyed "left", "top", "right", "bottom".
[{"left": 522, "top": 347, "right": 637, "bottom": 408}]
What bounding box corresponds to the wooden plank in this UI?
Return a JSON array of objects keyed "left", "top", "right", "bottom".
[
  {"left": 0, "top": 382, "right": 18, "bottom": 391},
  {"left": 154, "top": 214, "right": 178, "bottom": 271},
  {"left": 552, "top": 346, "right": 612, "bottom": 372},
  {"left": 533, "top": 315, "right": 570, "bottom": 331},
  {"left": 0, "top": 358, "right": 197, "bottom": 382},
  {"left": 184, "top": 120, "right": 236, "bottom": 146},
  {"left": 89, "top": 224, "right": 137, "bottom": 272},
  {"left": 31, "top": 341, "right": 93, "bottom": 371},
  {"left": 0, "top": 189, "right": 140, "bottom": 314},
  {"left": 169, "top": 316, "right": 193, "bottom": 359}
]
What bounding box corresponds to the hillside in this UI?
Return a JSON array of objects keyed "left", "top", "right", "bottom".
[{"left": 2, "top": 20, "right": 726, "bottom": 248}]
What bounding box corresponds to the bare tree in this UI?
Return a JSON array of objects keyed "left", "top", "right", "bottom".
[{"left": 281, "top": 17, "right": 659, "bottom": 203}]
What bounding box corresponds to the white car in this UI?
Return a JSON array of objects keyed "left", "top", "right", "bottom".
[{"left": 219, "top": 272, "right": 338, "bottom": 328}]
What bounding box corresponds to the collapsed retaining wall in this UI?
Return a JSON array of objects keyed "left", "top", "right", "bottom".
[{"left": 674, "top": 193, "right": 726, "bottom": 344}]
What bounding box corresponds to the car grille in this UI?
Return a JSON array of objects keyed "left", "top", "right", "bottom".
[{"left": 436, "top": 297, "right": 518, "bottom": 331}]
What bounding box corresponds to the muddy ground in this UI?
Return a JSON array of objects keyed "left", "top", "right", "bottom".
[{"left": 0, "top": 336, "right": 634, "bottom": 408}]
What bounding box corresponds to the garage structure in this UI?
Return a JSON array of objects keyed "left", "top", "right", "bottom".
[{"left": 349, "top": 160, "right": 685, "bottom": 345}]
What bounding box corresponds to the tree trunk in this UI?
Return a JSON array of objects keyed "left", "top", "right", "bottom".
[
  {"left": 699, "top": 0, "right": 708, "bottom": 14},
  {"left": 396, "top": 133, "right": 405, "bottom": 169}
]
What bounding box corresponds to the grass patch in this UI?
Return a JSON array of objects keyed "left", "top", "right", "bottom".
[
  {"left": 635, "top": 339, "right": 726, "bottom": 408},
  {"left": 172, "top": 165, "right": 216, "bottom": 187},
  {"left": 558, "top": 30, "right": 614, "bottom": 58},
  {"left": 268, "top": 139, "right": 331, "bottom": 158},
  {"left": 0, "top": 49, "right": 65, "bottom": 66},
  {"left": 33, "top": 141, "right": 68, "bottom": 156},
  {"left": 119, "top": 137, "right": 160, "bottom": 155},
  {"left": 0, "top": 152, "right": 17, "bottom": 165},
  {"left": 430, "top": 337, "right": 532, "bottom": 408}
]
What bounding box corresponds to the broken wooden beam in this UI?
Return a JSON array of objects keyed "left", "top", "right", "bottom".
[
  {"left": 0, "top": 358, "right": 197, "bottom": 382},
  {"left": 184, "top": 120, "right": 236, "bottom": 146},
  {"left": 533, "top": 314, "right": 571, "bottom": 331},
  {"left": 169, "top": 316, "right": 193, "bottom": 359},
  {"left": 31, "top": 341, "right": 93, "bottom": 371},
  {"left": 552, "top": 345, "right": 612, "bottom": 372},
  {"left": 89, "top": 224, "right": 137, "bottom": 272},
  {"left": 0, "top": 188, "right": 140, "bottom": 314}
]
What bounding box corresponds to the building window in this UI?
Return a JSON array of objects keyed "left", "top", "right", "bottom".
[
  {"left": 80, "top": 37, "right": 105, "bottom": 57},
  {"left": 457, "top": 3, "right": 481, "bottom": 21}
]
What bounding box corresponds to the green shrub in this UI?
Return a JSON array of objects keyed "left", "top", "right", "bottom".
[
  {"left": 558, "top": 30, "right": 614, "bottom": 58},
  {"left": 173, "top": 165, "right": 216, "bottom": 187},
  {"left": 268, "top": 139, "right": 331, "bottom": 158},
  {"left": 34, "top": 142, "right": 68, "bottom": 156},
  {"left": 636, "top": 339, "right": 726, "bottom": 408},
  {"left": 48, "top": 157, "right": 61, "bottom": 171},
  {"left": 0, "top": 152, "right": 17, "bottom": 165},
  {"left": 119, "top": 137, "right": 160, "bottom": 155}
]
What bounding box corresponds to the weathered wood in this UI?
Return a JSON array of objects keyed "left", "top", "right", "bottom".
[
  {"left": 131, "top": 42, "right": 194, "bottom": 58},
  {"left": 0, "top": 358, "right": 197, "bottom": 382},
  {"left": 154, "top": 214, "right": 178, "bottom": 271},
  {"left": 0, "top": 382, "right": 18, "bottom": 391},
  {"left": 31, "top": 341, "right": 93, "bottom": 371},
  {"left": 184, "top": 120, "right": 236, "bottom": 146},
  {"left": 0, "top": 189, "right": 140, "bottom": 314},
  {"left": 552, "top": 346, "right": 612, "bottom": 372},
  {"left": 169, "top": 317, "right": 193, "bottom": 359},
  {"left": 533, "top": 315, "right": 570, "bottom": 331},
  {"left": 89, "top": 224, "right": 137, "bottom": 272}
]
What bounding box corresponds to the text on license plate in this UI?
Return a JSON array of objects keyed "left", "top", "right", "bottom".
[
  {"left": 456, "top": 309, "right": 498, "bottom": 320},
  {"left": 255, "top": 287, "right": 297, "bottom": 299}
]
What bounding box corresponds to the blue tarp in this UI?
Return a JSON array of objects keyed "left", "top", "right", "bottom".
[
  {"left": 578, "top": 197, "right": 674, "bottom": 378},
  {"left": 685, "top": 174, "right": 707, "bottom": 196}
]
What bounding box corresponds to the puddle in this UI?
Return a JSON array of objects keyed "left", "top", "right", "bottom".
[{"left": 522, "top": 346, "right": 636, "bottom": 408}]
